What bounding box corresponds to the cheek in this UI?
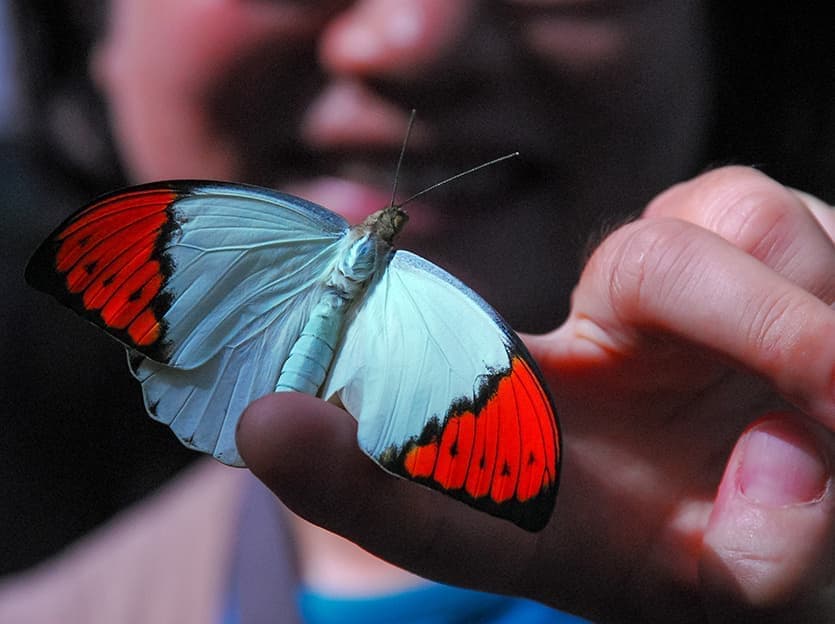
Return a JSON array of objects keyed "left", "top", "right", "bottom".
[
  {"left": 513, "top": 3, "right": 708, "bottom": 85},
  {"left": 91, "top": 0, "right": 314, "bottom": 182},
  {"left": 106, "top": 93, "right": 240, "bottom": 182}
]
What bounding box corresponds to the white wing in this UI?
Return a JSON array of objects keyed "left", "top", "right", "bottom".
[
  {"left": 114, "top": 182, "right": 349, "bottom": 465},
  {"left": 320, "top": 251, "right": 559, "bottom": 531},
  {"left": 321, "top": 252, "right": 508, "bottom": 454},
  {"left": 155, "top": 182, "right": 349, "bottom": 368},
  {"left": 128, "top": 284, "right": 323, "bottom": 467}
]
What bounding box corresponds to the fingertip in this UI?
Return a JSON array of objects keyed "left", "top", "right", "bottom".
[
  {"left": 700, "top": 413, "right": 834, "bottom": 610},
  {"left": 236, "top": 392, "right": 360, "bottom": 501},
  {"left": 737, "top": 418, "right": 829, "bottom": 507}
]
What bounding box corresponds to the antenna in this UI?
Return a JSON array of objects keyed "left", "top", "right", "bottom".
[
  {"left": 388, "top": 110, "right": 520, "bottom": 210},
  {"left": 390, "top": 109, "right": 417, "bottom": 209},
  {"left": 397, "top": 152, "right": 520, "bottom": 209}
]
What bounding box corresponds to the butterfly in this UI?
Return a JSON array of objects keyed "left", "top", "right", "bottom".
[{"left": 25, "top": 180, "right": 560, "bottom": 531}]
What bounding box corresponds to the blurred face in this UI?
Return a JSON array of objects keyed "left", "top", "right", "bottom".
[{"left": 94, "top": 0, "right": 710, "bottom": 330}]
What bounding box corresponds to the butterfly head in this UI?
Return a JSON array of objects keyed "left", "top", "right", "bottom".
[{"left": 363, "top": 204, "right": 409, "bottom": 246}]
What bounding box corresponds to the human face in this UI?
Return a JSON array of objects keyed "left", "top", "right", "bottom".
[{"left": 93, "top": 0, "right": 711, "bottom": 330}]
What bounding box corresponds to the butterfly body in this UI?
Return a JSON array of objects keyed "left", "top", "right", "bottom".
[
  {"left": 275, "top": 206, "right": 404, "bottom": 394},
  {"left": 26, "top": 181, "right": 560, "bottom": 531}
]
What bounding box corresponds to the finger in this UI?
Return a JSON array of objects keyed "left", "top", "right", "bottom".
[
  {"left": 793, "top": 189, "right": 835, "bottom": 242},
  {"left": 555, "top": 217, "right": 835, "bottom": 426},
  {"left": 644, "top": 166, "right": 835, "bottom": 303},
  {"left": 700, "top": 413, "right": 835, "bottom": 620},
  {"left": 236, "top": 392, "right": 545, "bottom": 597}
]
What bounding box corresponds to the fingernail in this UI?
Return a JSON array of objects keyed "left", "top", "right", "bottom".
[{"left": 738, "top": 418, "right": 829, "bottom": 506}]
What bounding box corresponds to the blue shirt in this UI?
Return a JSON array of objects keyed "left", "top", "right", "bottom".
[
  {"left": 298, "top": 583, "right": 590, "bottom": 624},
  {"left": 224, "top": 478, "right": 590, "bottom": 624},
  {"left": 222, "top": 579, "right": 590, "bottom": 624}
]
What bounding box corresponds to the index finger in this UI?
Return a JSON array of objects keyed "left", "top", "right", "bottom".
[
  {"left": 555, "top": 217, "right": 835, "bottom": 427},
  {"left": 794, "top": 190, "right": 835, "bottom": 241}
]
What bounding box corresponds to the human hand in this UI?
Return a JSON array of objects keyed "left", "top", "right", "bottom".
[{"left": 237, "top": 166, "right": 835, "bottom": 623}]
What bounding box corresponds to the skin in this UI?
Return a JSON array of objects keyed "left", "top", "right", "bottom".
[{"left": 92, "top": 1, "right": 835, "bottom": 621}]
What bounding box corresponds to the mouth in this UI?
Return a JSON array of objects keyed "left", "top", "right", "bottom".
[
  {"left": 272, "top": 146, "right": 550, "bottom": 231},
  {"left": 283, "top": 176, "right": 441, "bottom": 238}
]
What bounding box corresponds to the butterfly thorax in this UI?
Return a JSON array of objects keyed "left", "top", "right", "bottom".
[{"left": 325, "top": 204, "right": 407, "bottom": 301}]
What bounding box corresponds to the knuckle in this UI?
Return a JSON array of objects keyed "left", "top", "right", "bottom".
[
  {"left": 710, "top": 521, "right": 833, "bottom": 609},
  {"left": 715, "top": 544, "right": 791, "bottom": 606},
  {"left": 743, "top": 290, "right": 798, "bottom": 358},
  {"left": 592, "top": 218, "right": 699, "bottom": 320},
  {"left": 651, "top": 166, "right": 803, "bottom": 260},
  {"left": 705, "top": 183, "right": 801, "bottom": 266},
  {"left": 743, "top": 289, "right": 835, "bottom": 417}
]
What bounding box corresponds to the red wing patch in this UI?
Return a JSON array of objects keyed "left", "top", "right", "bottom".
[
  {"left": 384, "top": 355, "right": 560, "bottom": 532},
  {"left": 25, "top": 185, "right": 181, "bottom": 362}
]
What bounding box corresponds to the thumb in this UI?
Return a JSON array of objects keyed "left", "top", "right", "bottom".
[
  {"left": 700, "top": 413, "right": 834, "bottom": 621},
  {"left": 235, "top": 392, "right": 384, "bottom": 534},
  {"left": 235, "top": 392, "right": 539, "bottom": 593}
]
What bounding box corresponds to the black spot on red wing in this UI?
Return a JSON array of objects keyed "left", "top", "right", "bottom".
[
  {"left": 528, "top": 452, "right": 536, "bottom": 466},
  {"left": 84, "top": 261, "right": 97, "bottom": 274},
  {"left": 501, "top": 461, "right": 511, "bottom": 477},
  {"left": 449, "top": 441, "right": 459, "bottom": 457},
  {"left": 128, "top": 287, "right": 143, "bottom": 302}
]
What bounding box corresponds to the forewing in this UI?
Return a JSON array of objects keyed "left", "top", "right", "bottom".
[
  {"left": 25, "top": 181, "right": 349, "bottom": 368},
  {"left": 321, "top": 251, "right": 560, "bottom": 531}
]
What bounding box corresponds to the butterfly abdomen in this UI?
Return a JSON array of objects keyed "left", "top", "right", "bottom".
[{"left": 274, "top": 292, "right": 349, "bottom": 394}]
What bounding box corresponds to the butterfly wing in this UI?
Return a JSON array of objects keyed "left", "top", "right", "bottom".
[
  {"left": 26, "top": 181, "right": 349, "bottom": 464},
  {"left": 25, "top": 181, "right": 349, "bottom": 367},
  {"left": 321, "top": 251, "right": 560, "bottom": 531},
  {"left": 126, "top": 311, "right": 315, "bottom": 466}
]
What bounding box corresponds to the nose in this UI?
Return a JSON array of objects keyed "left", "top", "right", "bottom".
[
  {"left": 318, "top": 0, "right": 475, "bottom": 78},
  {"left": 301, "top": 0, "right": 476, "bottom": 151}
]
